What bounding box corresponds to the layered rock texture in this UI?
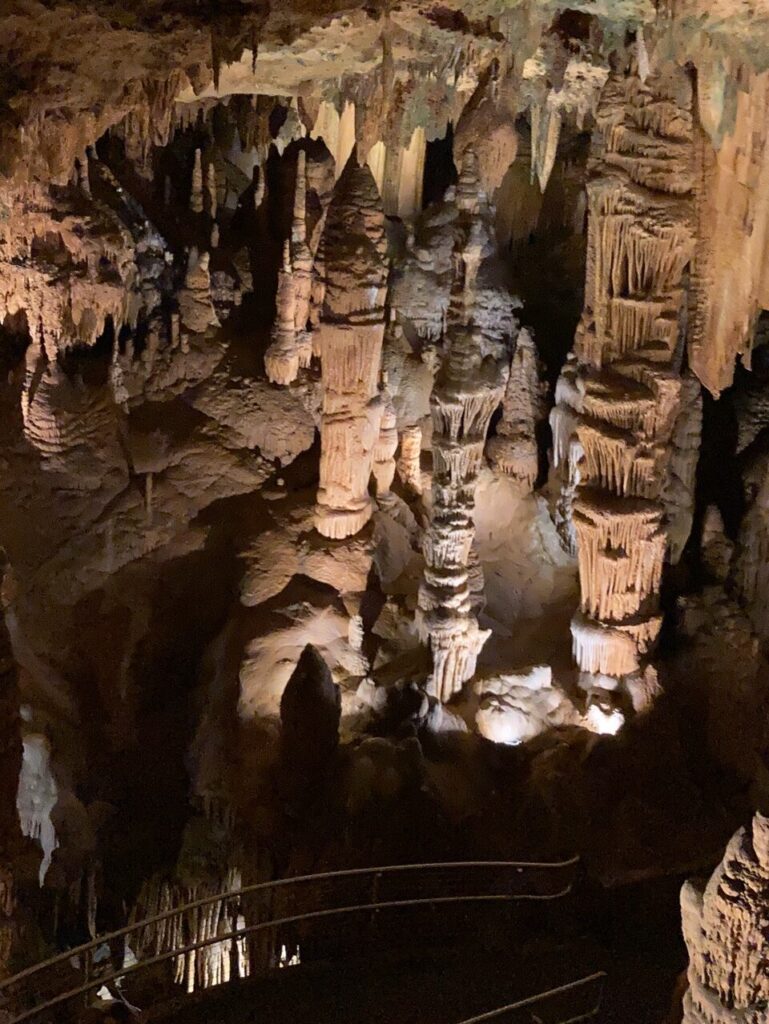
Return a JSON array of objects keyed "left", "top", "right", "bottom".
[
  {"left": 551, "top": 58, "right": 697, "bottom": 700},
  {"left": 681, "top": 814, "right": 769, "bottom": 1024},
  {"left": 6, "top": 3, "right": 769, "bottom": 1020}
]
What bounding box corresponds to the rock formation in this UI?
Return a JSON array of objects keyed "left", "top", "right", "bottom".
[
  {"left": 681, "top": 813, "right": 769, "bottom": 1023},
  {"left": 551, "top": 58, "right": 697, "bottom": 696},
  {"left": 417, "top": 151, "right": 515, "bottom": 702},
  {"left": 314, "top": 157, "right": 388, "bottom": 540},
  {"left": 264, "top": 150, "right": 315, "bottom": 385},
  {"left": 486, "top": 328, "right": 545, "bottom": 492},
  {"left": 5, "top": 4, "right": 769, "bottom": 1016}
]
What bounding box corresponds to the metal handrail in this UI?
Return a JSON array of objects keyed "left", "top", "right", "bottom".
[
  {"left": 0, "top": 857, "right": 582, "bottom": 1023},
  {"left": 454, "top": 972, "right": 607, "bottom": 1023},
  {"left": 0, "top": 857, "right": 579, "bottom": 992}
]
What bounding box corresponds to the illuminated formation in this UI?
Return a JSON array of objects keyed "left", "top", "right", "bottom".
[
  {"left": 417, "top": 150, "right": 515, "bottom": 702},
  {"left": 314, "top": 157, "right": 388, "bottom": 540},
  {"left": 551, "top": 58, "right": 696, "bottom": 693},
  {"left": 4, "top": 6, "right": 769, "bottom": 1016}
]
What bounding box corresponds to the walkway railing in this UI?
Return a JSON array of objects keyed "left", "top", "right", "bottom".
[
  {"left": 455, "top": 972, "right": 607, "bottom": 1023},
  {"left": 0, "top": 857, "right": 581, "bottom": 1023}
]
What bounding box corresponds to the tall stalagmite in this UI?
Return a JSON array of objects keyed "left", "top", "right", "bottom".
[
  {"left": 486, "top": 327, "right": 544, "bottom": 492},
  {"left": 314, "top": 156, "right": 388, "bottom": 540},
  {"left": 264, "top": 149, "right": 314, "bottom": 385},
  {"left": 418, "top": 151, "right": 513, "bottom": 702},
  {"left": 551, "top": 58, "right": 696, "bottom": 688}
]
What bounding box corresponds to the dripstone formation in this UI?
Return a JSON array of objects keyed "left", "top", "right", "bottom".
[{"left": 3, "top": 3, "right": 769, "bottom": 1019}]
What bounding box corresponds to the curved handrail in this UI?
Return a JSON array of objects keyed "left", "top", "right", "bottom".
[
  {"left": 0, "top": 857, "right": 582, "bottom": 1023},
  {"left": 454, "top": 972, "right": 607, "bottom": 1023},
  {"left": 0, "top": 856, "right": 580, "bottom": 992}
]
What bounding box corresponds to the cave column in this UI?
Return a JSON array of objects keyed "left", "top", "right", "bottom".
[
  {"left": 551, "top": 60, "right": 697, "bottom": 694},
  {"left": 417, "top": 151, "right": 510, "bottom": 702},
  {"left": 314, "top": 157, "right": 388, "bottom": 540}
]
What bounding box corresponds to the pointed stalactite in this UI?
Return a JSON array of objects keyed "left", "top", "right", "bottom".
[{"left": 132, "top": 868, "right": 251, "bottom": 994}]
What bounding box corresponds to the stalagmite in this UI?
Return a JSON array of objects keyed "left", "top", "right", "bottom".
[
  {"left": 179, "top": 247, "right": 219, "bottom": 334},
  {"left": 264, "top": 151, "right": 315, "bottom": 386},
  {"left": 206, "top": 161, "right": 218, "bottom": 219},
  {"left": 314, "top": 157, "right": 388, "bottom": 540},
  {"left": 291, "top": 150, "right": 313, "bottom": 340},
  {"left": 191, "top": 148, "right": 204, "bottom": 214},
  {"left": 417, "top": 150, "right": 514, "bottom": 702},
  {"left": 397, "top": 424, "right": 423, "bottom": 496},
  {"left": 737, "top": 464, "right": 769, "bottom": 643},
  {"left": 372, "top": 380, "right": 398, "bottom": 497},
  {"left": 486, "top": 328, "right": 544, "bottom": 493},
  {"left": 253, "top": 165, "right": 266, "bottom": 211},
  {"left": 264, "top": 241, "right": 301, "bottom": 386},
  {"left": 681, "top": 814, "right": 769, "bottom": 1024},
  {"left": 552, "top": 58, "right": 698, "bottom": 703}
]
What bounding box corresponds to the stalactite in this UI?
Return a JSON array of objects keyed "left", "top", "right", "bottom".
[
  {"left": 132, "top": 869, "right": 252, "bottom": 994},
  {"left": 314, "top": 156, "right": 388, "bottom": 540},
  {"left": 291, "top": 149, "right": 314, "bottom": 340}
]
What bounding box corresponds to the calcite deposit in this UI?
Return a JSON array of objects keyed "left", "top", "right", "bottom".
[
  {"left": 681, "top": 814, "right": 769, "bottom": 1024},
  {"left": 4, "top": 2, "right": 769, "bottom": 1018}
]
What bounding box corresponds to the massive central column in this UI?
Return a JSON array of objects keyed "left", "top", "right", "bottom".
[
  {"left": 314, "top": 157, "right": 388, "bottom": 540},
  {"left": 418, "top": 153, "right": 512, "bottom": 703},
  {"left": 551, "top": 60, "right": 696, "bottom": 694}
]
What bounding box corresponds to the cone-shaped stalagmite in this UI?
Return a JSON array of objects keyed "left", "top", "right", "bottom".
[
  {"left": 314, "top": 156, "right": 388, "bottom": 540},
  {"left": 264, "top": 150, "right": 314, "bottom": 385}
]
